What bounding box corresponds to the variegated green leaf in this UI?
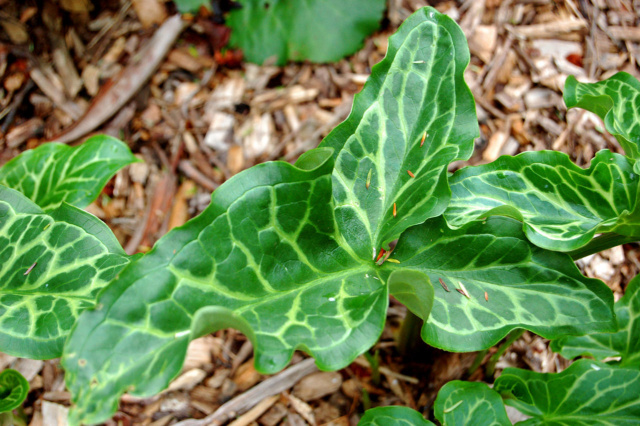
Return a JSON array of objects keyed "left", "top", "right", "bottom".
[
  {"left": 0, "top": 185, "right": 130, "bottom": 359},
  {"left": 63, "top": 148, "right": 388, "bottom": 424},
  {"left": 62, "top": 9, "right": 480, "bottom": 424},
  {"left": 358, "top": 406, "right": 434, "bottom": 425},
  {"left": 0, "top": 135, "right": 138, "bottom": 211},
  {"left": 387, "top": 216, "right": 615, "bottom": 352},
  {"left": 0, "top": 370, "right": 28, "bottom": 413},
  {"left": 564, "top": 72, "right": 640, "bottom": 162},
  {"left": 551, "top": 274, "right": 640, "bottom": 368},
  {"left": 434, "top": 381, "right": 510, "bottom": 426},
  {"left": 320, "top": 7, "right": 478, "bottom": 258},
  {"left": 227, "top": 0, "right": 386, "bottom": 65},
  {"left": 444, "top": 150, "right": 640, "bottom": 252},
  {"left": 495, "top": 359, "right": 640, "bottom": 425}
]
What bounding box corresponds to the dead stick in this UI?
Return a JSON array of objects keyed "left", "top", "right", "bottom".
[
  {"left": 174, "top": 358, "right": 319, "bottom": 426},
  {"left": 51, "top": 14, "right": 187, "bottom": 144}
]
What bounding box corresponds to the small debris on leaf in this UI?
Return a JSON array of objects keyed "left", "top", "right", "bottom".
[
  {"left": 438, "top": 278, "right": 450, "bottom": 292},
  {"left": 24, "top": 262, "right": 37, "bottom": 275}
]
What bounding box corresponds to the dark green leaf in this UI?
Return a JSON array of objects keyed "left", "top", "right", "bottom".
[
  {"left": 62, "top": 9, "right": 480, "bottom": 423},
  {"left": 0, "top": 370, "right": 28, "bottom": 413},
  {"left": 495, "top": 359, "right": 640, "bottom": 425},
  {"left": 0, "top": 185, "right": 130, "bottom": 359},
  {"left": 358, "top": 406, "right": 434, "bottom": 426},
  {"left": 388, "top": 216, "right": 615, "bottom": 352},
  {"left": 63, "top": 148, "right": 388, "bottom": 424},
  {"left": 445, "top": 150, "right": 640, "bottom": 252},
  {"left": 551, "top": 274, "right": 640, "bottom": 368},
  {"left": 433, "top": 381, "right": 510, "bottom": 426},
  {"left": 564, "top": 72, "right": 640, "bottom": 162},
  {"left": 320, "top": 7, "right": 478, "bottom": 257},
  {"left": 0, "top": 135, "right": 138, "bottom": 211},
  {"left": 227, "top": 0, "right": 386, "bottom": 65}
]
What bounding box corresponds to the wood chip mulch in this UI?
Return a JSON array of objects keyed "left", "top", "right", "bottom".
[{"left": 1, "top": 0, "right": 639, "bottom": 424}]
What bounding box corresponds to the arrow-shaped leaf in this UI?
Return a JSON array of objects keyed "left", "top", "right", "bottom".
[
  {"left": 62, "top": 148, "right": 388, "bottom": 424},
  {"left": 444, "top": 149, "right": 640, "bottom": 252},
  {"left": 320, "top": 7, "right": 478, "bottom": 258},
  {"left": 359, "top": 406, "right": 435, "bottom": 425},
  {"left": 551, "top": 274, "right": 640, "bottom": 369},
  {"left": 0, "top": 369, "right": 28, "bottom": 413},
  {"left": 0, "top": 135, "right": 139, "bottom": 211},
  {"left": 0, "top": 185, "right": 130, "bottom": 359},
  {"left": 227, "top": 0, "right": 387, "bottom": 65},
  {"left": 564, "top": 72, "right": 640, "bottom": 162},
  {"left": 62, "top": 9, "right": 478, "bottom": 424},
  {"left": 434, "top": 381, "right": 510, "bottom": 426},
  {"left": 495, "top": 359, "right": 640, "bottom": 424},
  {"left": 388, "top": 216, "right": 615, "bottom": 352}
]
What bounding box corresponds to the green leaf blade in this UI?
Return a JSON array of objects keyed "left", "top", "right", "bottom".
[
  {"left": 63, "top": 149, "right": 388, "bottom": 425},
  {"left": 564, "top": 72, "right": 640, "bottom": 161},
  {"left": 321, "top": 7, "right": 479, "bottom": 256},
  {"left": 227, "top": 0, "right": 386, "bottom": 65},
  {"left": 358, "top": 406, "right": 434, "bottom": 426},
  {"left": 0, "top": 370, "right": 29, "bottom": 413},
  {"left": 389, "top": 216, "right": 615, "bottom": 352},
  {"left": 0, "top": 186, "right": 130, "bottom": 359},
  {"left": 445, "top": 149, "right": 640, "bottom": 252},
  {"left": 0, "top": 135, "right": 138, "bottom": 211},
  {"left": 551, "top": 274, "right": 640, "bottom": 368},
  {"left": 495, "top": 360, "right": 640, "bottom": 424},
  {"left": 434, "top": 381, "right": 511, "bottom": 426},
  {"left": 388, "top": 269, "right": 434, "bottom": 322}
]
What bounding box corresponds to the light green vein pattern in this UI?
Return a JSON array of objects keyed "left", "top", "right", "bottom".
[
  {"left": 0, "top": 135, "right": 138, "bottom": 211},
  {"left": 434, "top": 381, "right": 510, "bottom": 426},
  {"left": 495, "top": 359, "right": 640, "bottom": 425},
  {"left": 320, "top": 7, "right": 478, "bottom": 258},
  {"left": 62, "top": 149, "right": 387, "bottom": 425},
  {"left": 444, "top": 150, "right": 640, "bottom": 252},
  {"left": 0, "top": 186, "right": 129, "bottom": 359},
  {"left": 564, "top": 72, "right": 640, "bottom": 162},
  {"left": 358, "top": 406, "right": 434, "bottom": 426},
  {"left": 551, "top": 274, "right": 640, "bottom": 369},
  {"left": 388, "top": 216, "right": 615, "bottom": 352}
]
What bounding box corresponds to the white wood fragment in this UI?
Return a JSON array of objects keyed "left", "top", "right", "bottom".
[
  {"left": 205, "top": 76, "right": 246, "bottom": 117},
  {"left": 204, "top": 112, "right": 235, "bottom": 152},
  {"left": 15, "top": 358, "right": 44, "bottom": 381},
  {"left": 42, "top": 401, "right": 69, "bottom": 426},
  {"left": 167, "top": 368, "right": 207, "bottom": 392},
  {"left": 243, "top": 113, "right": 274, "bottom": 158}
]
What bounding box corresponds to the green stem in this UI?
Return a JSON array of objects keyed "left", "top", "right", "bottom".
[
  {"left": 467, "top": 349, "right": 489, "bottom": 377},
  {"left": 486, "top": 329, "right": 525, "bottom": 377},
  {"left": 396, "top": 309, "right": 423, "bottom": 356},
  {"left": 363, "top": 350, "right": 381, "bottom": 386},
  {"left": 568, "top": 233, "right": 638, "bottom": 260}
]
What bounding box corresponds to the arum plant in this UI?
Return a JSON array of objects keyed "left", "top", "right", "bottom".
[
  {"left": 57, "top": 7, "right": 618, "bottom": 425},
  {"left": 0, "top": 6, "right": 637, "bottom": 426}
]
